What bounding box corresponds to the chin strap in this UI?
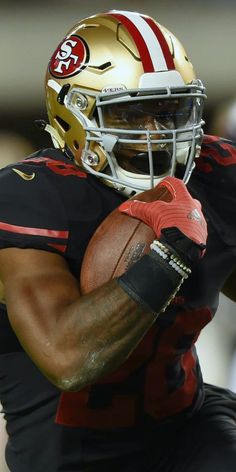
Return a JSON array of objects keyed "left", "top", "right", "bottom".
[{"left": 35, "top": 120, "right": 65, "bottom": 149}]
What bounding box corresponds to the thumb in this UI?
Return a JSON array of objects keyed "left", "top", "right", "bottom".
[{"left": 158, "top": 176, "right": 192, "bottom": 202}]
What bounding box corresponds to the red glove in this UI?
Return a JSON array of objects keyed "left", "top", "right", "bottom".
[{"left": 119, "top": 176, "right": 207, "bottom": 260}]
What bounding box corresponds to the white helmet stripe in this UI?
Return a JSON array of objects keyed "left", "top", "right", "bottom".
[
  {"left": 108, "top": 11, "right": 175, "bottom": 73},
  {"left": 142, "top": 15, "right": 175, "bottom": 70}
]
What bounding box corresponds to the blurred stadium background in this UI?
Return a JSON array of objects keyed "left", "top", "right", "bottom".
[
  {"left": 0, "top": 1, "right": 236, "bottom": 469},
  {"left": 1, "top": 0, "right": 236, "bottom": 145}
]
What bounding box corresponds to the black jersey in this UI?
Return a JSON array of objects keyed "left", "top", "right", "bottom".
[
  {"left": 0, "top": 148, "right": 125, "bottom": 279},
  {"left": 0, "top": 148, "right": 124, "bottom": 356},
  {"left": 0, "top": 136, "right": 236, "bottom": 436}
]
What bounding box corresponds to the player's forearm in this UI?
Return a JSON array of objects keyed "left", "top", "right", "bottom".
[
  {"left": 55, "top": 279, "right": 155, "bottom": 391},
  {"left": 47, "top": 239, "right": 191, "bottom": 391},
  {"left": 54, "top": 240, "right": 190, "bottom": 391}
]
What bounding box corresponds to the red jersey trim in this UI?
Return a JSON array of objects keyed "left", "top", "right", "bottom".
[
  {"left": 21, "top": 157, "right": 87, "bottom": 178},
  {"left": 47, "top": 243, "right": 67, "bottom": 253}
]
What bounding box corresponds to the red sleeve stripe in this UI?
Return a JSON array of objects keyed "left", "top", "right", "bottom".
[
  {"left": 108, "top": 11, "right": 175, "bottom": 73},
  {"left": 0, "top": 221, "right": 68, "bottom": 239}
]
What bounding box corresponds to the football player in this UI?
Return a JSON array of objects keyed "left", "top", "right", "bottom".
[{"left": 0, "top": 10, "right": 235, "bottom": 472}]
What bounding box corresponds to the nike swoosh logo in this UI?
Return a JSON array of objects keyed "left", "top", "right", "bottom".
[{"left": 12, "top": 168, "right": 36, "bottom": 180}]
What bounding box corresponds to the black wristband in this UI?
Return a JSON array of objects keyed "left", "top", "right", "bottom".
[{"left": 117, "top": 246, "right": 190, "bottom": 316}]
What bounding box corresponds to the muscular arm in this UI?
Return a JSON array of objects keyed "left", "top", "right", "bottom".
[
  {"left": 0, "top": 247, "right": 155, "bottom": 391},
  {"left": 0, "top": 177, "right": 207, "bottom": 392}
]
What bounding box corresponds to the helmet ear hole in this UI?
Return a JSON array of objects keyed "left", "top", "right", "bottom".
[
  {"left": 55, "top": 116, "right": 70, "bottom": 132},
  {"left": 73, "top": 141, "right": 80, "bottom": 150}
]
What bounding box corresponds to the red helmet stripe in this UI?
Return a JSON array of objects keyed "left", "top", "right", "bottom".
[
  {"left": 108, "top": 11, "right": 175, "bottom": 73},
  {"left": 142, "top": 15, "right": 175, "bottom": 70},
  {"left": 108, "top": 12, "right": 155, "bottom": 72}
]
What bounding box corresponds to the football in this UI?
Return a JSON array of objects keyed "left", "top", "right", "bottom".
[{"left": 80, "top": 185, "right": 172, "bottom": 294}]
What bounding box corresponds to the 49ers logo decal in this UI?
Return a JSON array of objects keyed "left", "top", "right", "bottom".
[{"left": 49, "top": 35, "right": 89, "bottom": 78}]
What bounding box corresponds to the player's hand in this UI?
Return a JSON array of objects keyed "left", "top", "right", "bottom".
[{"left": 119, "top": 176, "right": 207, "bottom": 262}]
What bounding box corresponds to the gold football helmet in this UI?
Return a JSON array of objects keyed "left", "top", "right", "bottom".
[{"left": 45, "top": 10, "right": 206, "bottom": 195}]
